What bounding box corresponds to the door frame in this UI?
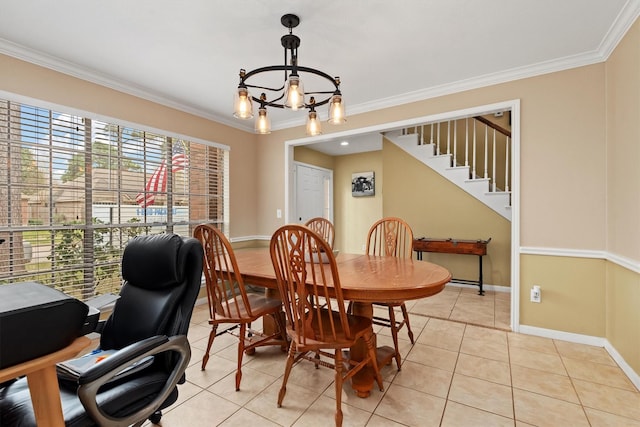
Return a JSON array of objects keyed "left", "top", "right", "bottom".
[{"left": 284, "top": 99, "right": 521, "bottom": 332}]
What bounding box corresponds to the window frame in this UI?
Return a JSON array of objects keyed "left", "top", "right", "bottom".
[{"left": 0, "top": 95, "right": 229, "bottom": 300}]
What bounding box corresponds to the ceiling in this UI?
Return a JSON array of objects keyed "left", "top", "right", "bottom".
[{"left": 0, "top": 1, "right": 638, "bottom": 155}]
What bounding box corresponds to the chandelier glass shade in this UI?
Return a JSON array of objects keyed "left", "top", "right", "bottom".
[
  {"left": 233, "top": 87, "right": 253, "bottom": 119},
  {"left": 255, "top": 106, "right": 271, "bottom": 134},
  {"left": 233, "top": 14, "right": 346, "bottom": 135}
]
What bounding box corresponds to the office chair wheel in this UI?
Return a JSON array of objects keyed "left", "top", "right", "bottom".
[{"left": 149, "top": 410, "right": 162, "bottom": 424}]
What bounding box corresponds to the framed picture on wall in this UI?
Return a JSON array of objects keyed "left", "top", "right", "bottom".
[{"left": 351, "top": 171, "right": 375, "bottom": 197}]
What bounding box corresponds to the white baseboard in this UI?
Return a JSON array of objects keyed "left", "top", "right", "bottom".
[
  {"left": 519, "top": 324, "right": 640, "bottom": 391},
  {"left": 604, "top": 341, "right": 640, "bottom": 392}
]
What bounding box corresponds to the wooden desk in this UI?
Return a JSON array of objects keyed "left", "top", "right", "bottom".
[
  {"left": 413, "top": 237, "right": 491, "bottom": 295},
  {"left": 231, "top": 248, "right": 451, "bottom": 396},
  {"left": 0, "top": 336, "right": 91, "bottom": 427}
]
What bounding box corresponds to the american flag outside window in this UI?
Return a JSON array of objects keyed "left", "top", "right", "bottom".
[{"left": 136, "top": 140, "right": 188, "bottom": 207}]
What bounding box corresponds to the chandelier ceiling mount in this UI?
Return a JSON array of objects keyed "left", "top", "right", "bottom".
[{"left": 233, "top": 13, "right": 346, "bottom": 135}]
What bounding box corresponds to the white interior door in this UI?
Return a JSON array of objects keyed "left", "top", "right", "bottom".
[{"left": 294, "top": 162, "right": 333, "bottom": 223}]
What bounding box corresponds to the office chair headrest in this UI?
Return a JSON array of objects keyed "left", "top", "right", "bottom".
[{"left": 121, "top": 233, "right": 184, "bottom": 290}]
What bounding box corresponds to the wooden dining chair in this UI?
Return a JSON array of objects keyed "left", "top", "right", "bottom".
[
  {"left": 193, "top": 223, "right": 288, "bottom": 391},
  {"left": 366, "top": 217, "right": 415, "bottom": 370},
  {"left": 304, "top": 217, "right": 335, "bottom": 249},
  {"left": 270, "top": 224, "right": 383, "bottom": 427}
]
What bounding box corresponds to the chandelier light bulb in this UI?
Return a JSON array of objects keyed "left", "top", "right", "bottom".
[
  {"left": 255, "top": 107, "right": 271, "bottom": 134},
  {"left": 328, "top": 93, "right": 346, "bottom": 124},
  {"left": 233, "top": 87, "right": 253, "bottom": 119},
  {"left": 306, "top": 110, "right": 322, "bottom": 136},
  {"left": 284, "top": 74, "right": 305, "bottom": 110}
]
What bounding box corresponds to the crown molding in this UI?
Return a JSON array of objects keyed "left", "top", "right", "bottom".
[
  {"left": 599, "top": 0, "right": 640, "bottom": 60},
  {"left": 0, "top": 40, "right": 617, "bottom": 134},
  {"left": 0, "top": 38, "right": 250, "bottom": 133}
]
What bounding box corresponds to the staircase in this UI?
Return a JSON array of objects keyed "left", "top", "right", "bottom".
[{"left": 384, "top": 117, "right": 512, "bottom": 221}]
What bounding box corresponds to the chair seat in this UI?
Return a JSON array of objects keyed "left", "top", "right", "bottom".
[
  {"left": 211, "top": 293, "right": 282, "bottom": 323},
  {"left": 287, "top": 308, "right": 372, "bottom": 350}
]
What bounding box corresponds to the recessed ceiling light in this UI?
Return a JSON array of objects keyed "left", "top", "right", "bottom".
[{"left": 340, "top": 141, "right": 349, "bottom": 146}]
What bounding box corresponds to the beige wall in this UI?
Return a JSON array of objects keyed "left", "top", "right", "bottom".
[
  {"left": 606, "top": 19, "right": 640, "bottom": 261},
  {"left": 604, "top": 18, "right": 640, "bottom": 375},
  {"left": 271, "top": 64, "right": 608, "bottom": 251},
  {"left": 520, "top": 255, "right": 606, "bottom": 336},
  {"left": 294, "top": 146, "right": 335, "bottom": 171},
  {"left": 333, "top": 151, "right": 384, "bottom": 253}
]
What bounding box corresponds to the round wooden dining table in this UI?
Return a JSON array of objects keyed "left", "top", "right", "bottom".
[{"left": 230, "top": 248, "right": 451, "bottom": 397}]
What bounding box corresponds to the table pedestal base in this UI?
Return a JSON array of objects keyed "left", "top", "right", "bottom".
[
  {"left": 349, "top": 302, "right": 398, "bottom": 398},
  {"left": 350, "top": 345, "right": 395, "bottom": 397}
]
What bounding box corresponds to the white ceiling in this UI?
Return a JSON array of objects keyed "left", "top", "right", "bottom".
[{"left": 1, "top": 0, "right": 638, "bottom": 155}]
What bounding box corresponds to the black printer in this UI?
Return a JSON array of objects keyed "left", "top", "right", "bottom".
[{"left": 0, "top": 282, "right": 98, "bottom": 369}]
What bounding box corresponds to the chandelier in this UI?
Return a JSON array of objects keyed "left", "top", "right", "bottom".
[{"left": 232, "top": 14, "right": 346, "bottom": 135}]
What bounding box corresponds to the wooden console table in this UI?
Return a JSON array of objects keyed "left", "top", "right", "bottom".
[{"left": 413, "top": 237, "right": 491, "bottom": 295}]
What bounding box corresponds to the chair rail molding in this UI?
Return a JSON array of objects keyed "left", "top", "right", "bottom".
[{"left": 520, "top": 246, "right": 639, "bottom": 274}]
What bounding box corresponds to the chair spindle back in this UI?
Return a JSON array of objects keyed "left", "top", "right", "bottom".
[
  {"left": 366, "top": 217, "right": 414, "bottom": 259},
  {"left": 194, "top": 224, "right": 253, "bottom": 321},
  {"left": 304, "top": 217, "right": 335, "bottom": 249},
  {"left": 270, "top": 224, "right": 350, "bottom": 347}
]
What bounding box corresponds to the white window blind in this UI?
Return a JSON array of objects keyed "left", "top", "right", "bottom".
[{"left": 0, "top": 98, "right": 228, "bottom": 300}]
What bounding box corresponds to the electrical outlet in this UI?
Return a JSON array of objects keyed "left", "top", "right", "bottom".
[
  {"left": 530, "top": 285, "right": 541, "bottom": 303},
  {"left": 276, "top": 209, "right": 282, "bottom": 219},
  {"left": 361, "top": 244, "right": 366, "bottom": 251}
]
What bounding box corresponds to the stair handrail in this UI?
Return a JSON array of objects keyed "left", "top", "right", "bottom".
[{"left": 473, "top": 116, "right": 511, "bottom": 138}]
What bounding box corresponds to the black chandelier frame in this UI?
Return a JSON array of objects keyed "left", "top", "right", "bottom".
[{"left": 236, "top": 13, "right": 342, "bottom": 112}]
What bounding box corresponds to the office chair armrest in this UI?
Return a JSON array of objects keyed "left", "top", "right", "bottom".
[
  {"left": 77, "top": 335, "right": 191, "bottom": 427},
  {"left": 77, "top": 335, "right": 168, "bottom": 384}
]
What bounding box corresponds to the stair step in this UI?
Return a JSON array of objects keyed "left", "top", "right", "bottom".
[
  {"left": 418, "top": 143, "right": 436, "bottom": 156},
  {"left": 427, "top": 154, "right": 452, "bottom": 169},
  {"left": 465, "top": 178, "right": 490, "bottom": 193},
  {"left": 485, "top": 191, "right": 512, "bottom": 207},
  {"left": 446, "top": 166, "right": 471, "bottom": 184}
]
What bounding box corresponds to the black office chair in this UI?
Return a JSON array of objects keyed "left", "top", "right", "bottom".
[{"left": 0, "top": 233, "right": 204, "bottom": 427}]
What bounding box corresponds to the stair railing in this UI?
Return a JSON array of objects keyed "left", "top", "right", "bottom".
[{"left": 400, "top": 115, "right": 511, "bottom": 195}]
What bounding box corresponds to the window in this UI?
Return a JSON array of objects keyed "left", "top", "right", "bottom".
[{"left": 0, "top": 98, "right": 229, "bottom": 300}]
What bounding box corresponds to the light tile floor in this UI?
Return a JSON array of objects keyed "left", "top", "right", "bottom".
[
  {"left": 150, "top": 286, "right": 640, "bottom": 426},
  {"left": 408, "top": 284, "right": 511, "bottom": 330}
]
